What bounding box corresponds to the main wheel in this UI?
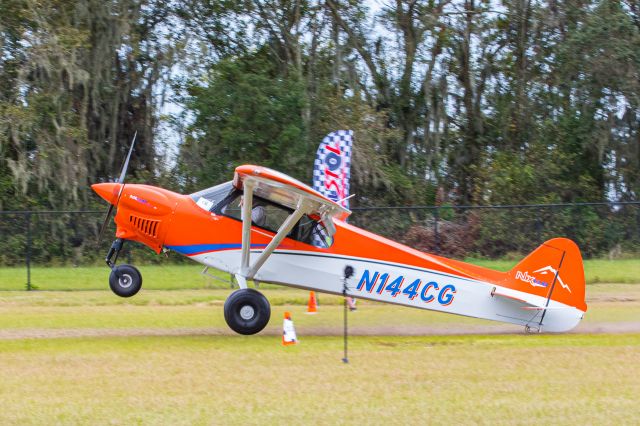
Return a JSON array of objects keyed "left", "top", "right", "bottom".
[
  {"left": 109, "top": 264, "right": 142, "bottom": 297},
  {"left": 224, "top": 288, "right": 271, "bottom": 335}
]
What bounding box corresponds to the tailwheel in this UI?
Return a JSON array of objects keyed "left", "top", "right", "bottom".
[
  {"left": 109, "top": 264, "right": 142, "bottom": 297},
  {"left": 524, "top": 325, "right": 541, "bottom": 334},
  {"left": 224, "top": 288, "right": 271, "bottom": 335}
]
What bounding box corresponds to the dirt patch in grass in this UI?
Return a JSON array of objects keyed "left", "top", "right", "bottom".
[{"left": 2, "top": 321, "right": 640, "bottom": 340}]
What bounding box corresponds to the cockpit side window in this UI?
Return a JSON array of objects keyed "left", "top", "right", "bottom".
[
  {"left": 190, "top": 181, "right": 235, "bottom": 212},
  {"left": 218, "top": 194, "right": 293, "bottom": 234},
  {"left": 216, "top": 191, "right": 334, "bottom": 248},
  {"left": 294, "top": 215, "right": 334, "bottom": 248}
]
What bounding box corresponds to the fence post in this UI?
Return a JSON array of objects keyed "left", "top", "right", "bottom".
[
  {"left": 434, "top": 206, "right": 440, "bottom": 254},
  {"left": 637, "top": 204, "right": 640, "bottom": 241},
  {"left": 535, "top": 210, "right": 542, "bottom": 243},
  {"left": 25, "top": 212, "right": 32, "bottom": 291}
]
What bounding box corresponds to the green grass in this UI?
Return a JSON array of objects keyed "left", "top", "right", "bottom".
[
  {"left": 582, "top": 259, "right": 640, "bottom": 283},
  {"left": 0, "top": 264, "right": 232, "bottom": 291},
  {"left": 0, "top": 333, "right": 638, "bottom": 424},
  {"left": 1, "top": 258, "right": 638, "bottom": 291},
  {"left": 0, "top": 283, "right": 639, "bottom": 423},
  {"left": 0, "top": 283, "right": 638, "bottom": 331}
]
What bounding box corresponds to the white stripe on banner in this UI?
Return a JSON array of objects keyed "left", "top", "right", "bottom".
[{"left": 312, "top": 130, "right": 353, "bottom": 209}]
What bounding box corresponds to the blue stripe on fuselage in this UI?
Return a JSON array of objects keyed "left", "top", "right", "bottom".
[{"left": 166, "top": 243, "right": 267, "bottom": 255}]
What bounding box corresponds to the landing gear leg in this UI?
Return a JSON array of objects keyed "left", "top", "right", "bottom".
[
  {"left": 105, "top": 238, "right": 124, "bottom": 268},
  {"left": 105, "top": 238, "right": 142, "bottom": 297}
]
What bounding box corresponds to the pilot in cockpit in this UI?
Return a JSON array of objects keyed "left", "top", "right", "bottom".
[
  {"left": 236, "top": 195, "right": 267, "bottom": 227},
  {"left": 251, "top": 204, "right": 266, "bottom": 227}
]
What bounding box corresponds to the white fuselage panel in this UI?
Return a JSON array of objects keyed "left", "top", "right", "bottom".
[{"left": 191, "top": 249, "right": 583, "bottom": 332}]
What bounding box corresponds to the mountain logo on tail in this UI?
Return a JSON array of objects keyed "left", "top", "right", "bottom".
[
  {"left": 515, "top": 266, "right": 572, "bottom": 293},
  {"left": 533, "top": 265, "right": 571, "bottom": 293}
]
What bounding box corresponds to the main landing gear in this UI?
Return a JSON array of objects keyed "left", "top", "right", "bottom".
[
  {"left": 105, "top": 238, "right": 142, "bottom": 297},
  {"left": 104, "top": 238, "right": 270, "bottom": 333},
  {"left": 223, "top": 288, "right": 271, "bottom": 335}
]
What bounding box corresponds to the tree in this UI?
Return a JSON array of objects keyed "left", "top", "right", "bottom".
[
  {"left": 0, "top": 0, "right": 178, "bottom": 209},
  {"left": 177, "top": 50, "right": 308, "bottom": 192}
]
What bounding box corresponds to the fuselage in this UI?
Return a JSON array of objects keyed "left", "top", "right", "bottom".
[{"left": 92, "top": 181, "right": 585, "bottom": 332}]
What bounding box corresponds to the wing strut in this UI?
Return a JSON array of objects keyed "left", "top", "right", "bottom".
[
  {"left": 240, "top": 180, "right": 255, "bottom": 275},
  {"left": 236, "top": 178, "right": 311, "bottom": 287}
]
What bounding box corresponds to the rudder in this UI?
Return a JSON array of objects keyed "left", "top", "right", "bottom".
[{"left": 505, "top": 238, "right": 587, "bottom": 312}]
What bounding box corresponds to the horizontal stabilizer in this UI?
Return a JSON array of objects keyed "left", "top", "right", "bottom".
[
  {"left": 520, "top": 306, "right": 574, "bottom": 311},
  {"left": 491, "top": 288, "right": 533, "bottom": 305},
  {"left": 490, "top": 287, "right": 562, "bottom": 311}
]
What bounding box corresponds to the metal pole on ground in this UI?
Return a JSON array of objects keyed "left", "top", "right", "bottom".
[
  {"left": 342, "top": 265, "right": 354, "bottom": 364},
  {"left": 25, "top": 212, "right": 32, "bottom": 291},
  {"left": 434, "top": 207, "right": 440, "bottom": 254},
  {"left": 342, "top": 288, "right": 348, "bottom": 363}
]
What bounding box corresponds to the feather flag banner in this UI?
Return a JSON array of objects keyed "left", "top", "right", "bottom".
[{"left": 312, "top": 130, "right": 353, "bottom": 209}]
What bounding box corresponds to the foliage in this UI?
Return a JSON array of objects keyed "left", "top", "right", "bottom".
[
  {"left": 0, "top": 0, "right": 179, "bottom": 210},
  {"left": 0, "top": 0, "right": 639, "bottom": 262},
  {"left": 178, "top": 50, "right": 309, "bottom": 191},
  {"left": 172, "top": 0, "right": 639, "bottom": 207}
]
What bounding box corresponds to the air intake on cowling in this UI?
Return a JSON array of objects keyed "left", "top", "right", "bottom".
[{"left": 129, "top": 215, "right": 159, "bottom": 238}]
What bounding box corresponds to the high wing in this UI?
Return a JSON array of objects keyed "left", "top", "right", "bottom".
[
  {"left": 232, "top": 165, "right": 351, "bottom": 287},
  {"left": 234, "top": 165, "right": 351, "bottom": 220}
]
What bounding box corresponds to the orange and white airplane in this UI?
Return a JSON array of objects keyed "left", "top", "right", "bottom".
[{"left": 93, "top": 144, "right": 587, "bottom": 335}]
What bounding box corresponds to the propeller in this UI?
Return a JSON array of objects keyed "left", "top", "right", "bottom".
[{"left": 97, "top": 131, "right": 138, "bottom": 243}]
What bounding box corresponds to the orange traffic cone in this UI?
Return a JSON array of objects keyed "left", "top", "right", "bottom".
[
  {"left": 306, "top": 291, "right": 318, "bottom": 314},
  {"left": 282, "top": 311, "right": 297, "bottom": 346}
]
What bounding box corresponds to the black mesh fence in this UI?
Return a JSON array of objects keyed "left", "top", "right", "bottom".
[
  {"left": 349, "top": 202, "right": 640, "bottom": 259},
  {"left": 0, "top": 211, "right": 196, "bottom": 268},
  {"left": 0, "top": 202, "right": 638, "bottom": 290},
  {"left": 0, "top": 211, "right": 104, "bottom": 267},
  {"left": 350, "top": 202, "right": 640, "bottom": 259}
]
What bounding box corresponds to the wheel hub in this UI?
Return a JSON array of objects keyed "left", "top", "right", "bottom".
[
  {"left": 119, "top": 273, "right": 133, "bottom": 288},
  {"left": 239, "top": 305, "right": 255, "bottom": 320}
]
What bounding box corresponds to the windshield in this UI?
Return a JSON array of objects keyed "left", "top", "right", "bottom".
[{"left": 190, "top": 181, "right": 236, "bottom": 212}]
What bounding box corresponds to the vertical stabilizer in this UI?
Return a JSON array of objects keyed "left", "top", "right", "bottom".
[{"left": 505, "top": 238, "right": 587, "bottom": 312}]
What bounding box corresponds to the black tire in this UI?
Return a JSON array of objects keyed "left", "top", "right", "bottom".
[
  {"left": 109, "top": 264, "right": 142, "bottom": 297},
  {"left": 223, "top": 289, "right": 271, "bottom": 335}
]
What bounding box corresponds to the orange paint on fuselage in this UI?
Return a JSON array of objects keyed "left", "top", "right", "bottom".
[
  {"left": 93, "top": 182, "right": 180, "bottom": 253},
  {"left": 93, "top": 181, "right": 478, "bottom": 278}
]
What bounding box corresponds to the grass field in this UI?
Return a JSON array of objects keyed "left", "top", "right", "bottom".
[
  {"left": 0, "top": 264, "right": 227, "bottom": 291},
  {"left": 1, "top": 258, "right": 638, "bottom": 291},
  {"left": 0, "top": 333, "right": 638, "bottom": 424},
  {"left": 0, "top": 283, "right": 639, "bottom": 332},
  {"left": 1, "top": 261, "right": 639, "bottom": 424},
  {"left": 0, "top": 283, "right": 638, "bottom": 424}
]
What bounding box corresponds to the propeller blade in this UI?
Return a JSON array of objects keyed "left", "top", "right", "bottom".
[
  {"left": 118, "top": 131, "right": 137, "bottom": 183},
  {"left": 97, "top": 131, "right": 138, "bottom": 244},
  {"left": 97, "top": 203, "right": 115, "bottom": 244}
]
